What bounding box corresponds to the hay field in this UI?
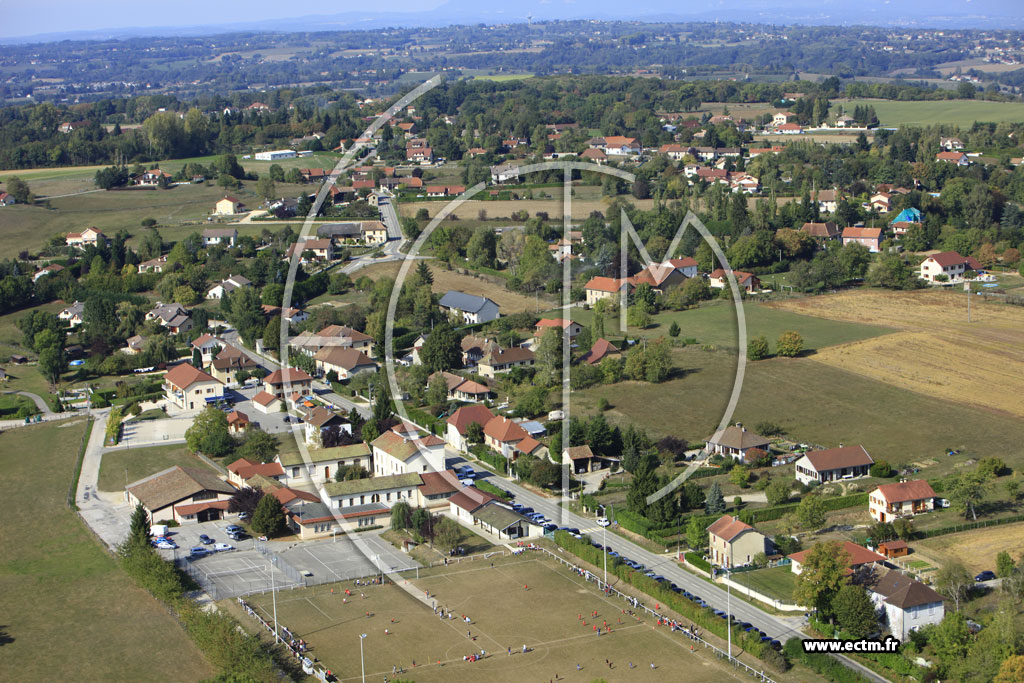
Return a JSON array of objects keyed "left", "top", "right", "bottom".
[
  {"left": 913, "top": 522, "right": 1024, "bottom": 575},
  {"left": 769, "top": 290, "right": 1024, "bottom": 418}
]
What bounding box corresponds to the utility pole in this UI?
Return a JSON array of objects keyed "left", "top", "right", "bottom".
[
  {"left": 359, "top": 633, "right": 367, "bottom": 683},
  {"left": 270, "top": 555, "right": 279, "bottom": 644},
  {"left": 965, "top": 280, "right": 971, "bottom": 323}
]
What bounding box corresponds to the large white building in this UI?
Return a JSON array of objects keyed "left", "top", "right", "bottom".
[{"left": 254, "top": 149, "right": 297, "bottom": 161}]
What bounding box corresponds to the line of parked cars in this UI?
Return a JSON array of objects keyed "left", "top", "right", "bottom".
[
  {"left": 586, "top": 538, "right": 783, "bottom": 651},
  {"left": 189, "top": 525, "right": 248, "bottom": 557}
]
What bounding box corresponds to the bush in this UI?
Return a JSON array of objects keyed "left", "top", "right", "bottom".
[
  {"left": 747, "top": 335, "right": 770, "bottom": 360},
  {"left": 869, "top": 461, "right": 893, "bottom": 478}
]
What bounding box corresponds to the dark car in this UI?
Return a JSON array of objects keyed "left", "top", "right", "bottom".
[
  {"left": 975, "top": 570, "right": 996, "bottom": 582},
  {"left": 770, "top": 640, "right": 782, "bottom": 651},
  {"left": 198, "top": 534, "right": 214, "bottom": 545}
]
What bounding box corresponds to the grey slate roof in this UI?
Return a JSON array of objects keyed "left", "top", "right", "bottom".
[{"left": 439, "top": 290, "right": 496, "bottom": 314}]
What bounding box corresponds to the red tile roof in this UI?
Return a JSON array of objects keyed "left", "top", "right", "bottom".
[
  {"left": 788, "top": 541, "right": 885, "bottom": 569},
  {"left": 163, "top": 363, "right": 218, "bottom": 391},
  {"left": 874, "top": 480, "right": 936, "bottom": 504},
  {"left": 707, "top": 514, "right": 756, "bottom": 543},
  {"left": 800, "top": 445, "right": 873, "bottom": 472},
  {"left": 584, "top": 276, "right": 630, "bottom": 293},
  {"left": 925, "top": 251, "right": 969, "bottom": 268},
  {"left": 484, "top": 416, "right": 529, "bottom": 443},
  {"left": 264, "top": 367, "right": 313, "bottom": 385},
  {"left": 842, "top": 227, "right": 882, "bottom": 240}
]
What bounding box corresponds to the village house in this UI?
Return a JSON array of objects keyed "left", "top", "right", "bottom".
[
  {"left": 58, "top": 301, "right": 86, "bottom": 327},
  {"left": 371, "top": 425, "right": 446, "bottom": 477},
  {"left": 65, "top": 227, "right": 109, "bottom": 249},
  {"left": 314, "top": 347, "right": 376, "bottom": 380},
  {"left": 936, "top": 151, "right": 970, "bottom": 166},
  {"left": 940, "top": 137, "right": 964, "bottom": 151},
  {"left": 122, "top": 334, "right": 146, "bottom": 355},
  {"left": 251, "top": 391, "right": 283, "bottom": 414},
  {"left": 789, "top": 541, "right": 885, "bottom": 575},
  {"left": 579, "top": 148, "right": 607, "bottom": 163},
  {"left": 708, "top": 269, "right": 760, "bottom": 293},
  {"left": 209, "top": 354, "right": 260, "bottom": 385},
  {"left": 213, "top": 196, "right": 245, "bottom": 215},
  {"left": 801, "top": 221, "right": 840, "bottom": 243},
  {"left": 137, "top": 256, "right": 167, "bottom": 273},
  {"left": 842, "top": 227, "right": 883, "bottom": 253},
  {"left": 430, "top": 371, "right": 493, "bottom": 403},
  {"left": 286, "top": 238, "right": 334, "bottom": 262},
  {"left": 303, "top": 406, "right": 352, "bottom": 447},
  {"left": 146, "top": 302, "right": 193, "bottom": 335},
  {"left": 162, "top": 363, "right": 224, "bottom": 412},
  {"left": 262, "top": 367, "right": 313, "bottom": 399},
  {"left": 484, "top": 415, "right": 546, "bottom": 461},
  {"left": 794, "top": 445, "right": 874, "bottom": 485},
  {"left": 534, "top": 318, "right": 583, "bottom": 339},
  {"left": 579, "top": 338, "right": 621, "bottom": 366},
  {"left": 584, "top": 276, "right": 632, "bottom": 306},
  {"left": 446, "top": 404, "right": 496, "bottom": 452},
  {"left": 478, "top": 346, "right": 535, "bottom": 379},
  {"left": 206, "top": 274, "right": 252, "bottom": 300},
  {"left": 125, "top": 466, "right": 236, "bottom": 525},
  {"left": 293, "top": 324, "right": 375, "bottom": 358},
  {"left": 467, "top": 500, "right": 542, "bottom": 541},
  {"left": 707, "top": 515, "right": 774, "bottom": 569},
  {"left": 564, "top": 445, "right": 617, "bottom": 474},
  {"left": 706, "top": 425, "right": 770, "bottom": 461},
  {"left": 275, "top": 442, "right": 371, "bottom": 487},
  {"left": 460, "top": 335, "right": 500, "bottom": 368},
  {"left": 869, "top": 480, "right": 937, "bottom": 523},
  {"left": 816, "top": 189, "right": 839, "bottom": 214},
  {"left": 225, "top": 458, "right": 285, "bottom": 487},
  {"left": 865, "top": 568, "right": 945, "bottom": 640},
  {"left": 438, "top": 290, "right": 500, "bottom": 325},
  {"left": 201, "top": 227, "right": 238, "bottom": 247},
  {"left": 776, "top": 123, "right": 803, "bottom": 135},
  {"left": 417, "top": 470, "right": 461, "bottom": 510},
  {"left": 33, "top": 264, "right": 64, "bottom": 282},
  {"left": 918, "top": 251, "right": 981, "bottom": 282},
  {"left": 139, "top": 169, "right": 172, "bottom": 186},
  {"left": 602, "top": 135, "right": 642, "bottom": 155},
  {"left": 869, "top": 192, "right": 892, "bottom": 214},
  {"left": 772, "top": 111, "right": 796, "bottom": 127},
  {"left": 190, "top": 333, "right": 223, "bottom": 365},
  {"left": 490, "top": 162, "right": 522, "bottom": 184}
]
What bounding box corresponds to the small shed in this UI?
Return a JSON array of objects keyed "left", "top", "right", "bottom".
[{"left": 878, "top": 540, "right": 909, "bottom": 559}]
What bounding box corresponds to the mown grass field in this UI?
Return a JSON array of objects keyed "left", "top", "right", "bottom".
[
  {"left": 831, "top": 98, "right": 1024, "bottom": 127},
  {"left": 0, "top": 419, "right": 213, "bottom": 681},
  {"left": 770, "top": 289, "right": 1024, "bottom": 418},
  {"left": 569, "top": 300, "right": 894, "bottom": 353},
  {"left": 238, "top": 555, "right": 779, "bottom": 682},
  {"left": 96, "top": 443, "right": 215, "bottom": 492}
]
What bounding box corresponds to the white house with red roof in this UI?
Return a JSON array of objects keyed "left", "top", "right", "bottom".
[
  {"left": 262, "top": 367, "right": 313, "bottom": 399},
  {"left": 65, "top": 227, "right": 108, "bottom": 249},
  {"left": 483, "top": 415, "right": 545, "bottom": 460},
  {"left": 534, "top": 318, "right": 583, "bottom": 339},
  {"left": 794, "top": 445, "right": 874, "bottom": 485},
  {"left": 162, "top": 363, "right": 224, "bottom": 412},
  {"left": 919, "top": 251, "right": 982, "bottom": 282},
  {"left": 583, "top": 276, "right": 632, "bottom": 306},
  {"left": 190, "top": 333, "right": 223, "bottom": 365},
  {"left": 371, "top": 424, "right": 446, "bottom": 476},
  {"left": 789, "top": 541, "right": 885, "bottom": 575},
  {"left": 226, "top": 457, "right": 285, "bottom": 487},
  {"left": 869, "top": 480, "right": 937, "bottom": 523},
  {"left": 708, "top": 269, "right": 760, "bottom": 293},
  {"left": 446, "top": 404, "right": 496, "bottom": 452}
]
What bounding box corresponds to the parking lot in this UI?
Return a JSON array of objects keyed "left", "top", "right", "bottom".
[{"left": 154, "top": 521, "right": 418, "bottom": 598}]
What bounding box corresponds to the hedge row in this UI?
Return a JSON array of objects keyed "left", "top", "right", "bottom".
[
  {"left": 783, "top": 639, "right": 871, "bottom": 683},
  {"left": 470, "top": 445, "right": 509, "bottom": 474},
  {"left": 475, "top": 480, "right": 511, "bottom": 500},
  {"left": 552, "top": 531, "right": 787, "bottom": 673},
  {"left": 404, "top": 406, "right": 444, "bottom": 435},
  {"left": 914, "top": 511, "right": 1024, "bottom": 540},
  {"left": 684, "top": 552, "right": 711, "bottom": 573}
]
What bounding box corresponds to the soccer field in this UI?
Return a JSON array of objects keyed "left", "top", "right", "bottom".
[{"left": 240, "top": 555, "right": 772, "bottom": 682}]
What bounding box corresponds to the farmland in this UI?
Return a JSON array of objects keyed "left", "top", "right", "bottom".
[
  {"left": 234, "top": 554, "right": 784, "bottom": 683},
  {"left": 570, "top": 344, "right": 1024, "bottom": 468},
  {"left": 769, "top": 289, "right": 1024, "bottom": 418},
  {"left": 0, "top": 419, "right": 213, "bottom": 681},
  {"left": 831, "top": 98, "right": 1024, "bottom": 127},
  {"left": 912, "top": 522, "right": 1024, "bottom": 575}
]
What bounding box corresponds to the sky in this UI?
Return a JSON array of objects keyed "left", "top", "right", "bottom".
[{"left": 2, "top": 0, "right": 1023, "bottom": 40}]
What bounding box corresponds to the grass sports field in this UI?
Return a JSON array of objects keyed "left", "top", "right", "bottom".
[
  {"left": 0, "top": 419, "right": 213, "bottom": 681},
  {"left": 770, "top": 289, "right": 1024, "bottom": 418},
  {"left": 238, "top": 555, "right": 774, "bottom": 682},
  {"left": 832, "top": 98, "right": 1024, "bottom": 127}
]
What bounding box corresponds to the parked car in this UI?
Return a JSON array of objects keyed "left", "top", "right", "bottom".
[
  {"left": 975, "top": 570, "right": 996, "bottom": 582},
  {"left": 189, "top": 547, "right": 209, "bottom": 557},
  {"left": 213, "top": 543, "right": 235, "bottom": 552},
  {"left": 155, "top": 540, "right": 176, "bottom": 550},
  {"left": 238, "top": 511, "right": 250, "bottom": 521},
  {"left": 224, "top": 525, "right": 243, "bottom": 534},
  {"left": 198, "top": 534, "right": 214, "bottom": 545}
]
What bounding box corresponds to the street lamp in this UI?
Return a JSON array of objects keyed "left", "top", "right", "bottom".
[
  {"left": 597, "top": 504, "right": 607, "bottom": 585},
  {"left": 359, "top": 633, "right": 368, "bottom": 683}
]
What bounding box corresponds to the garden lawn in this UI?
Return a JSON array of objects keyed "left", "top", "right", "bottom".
[
  {"left": 0, "top": 419, "right": 213, "bottom": 681},
  {"left": 730, "top": 565, "right": 799, "bottom": 606}
]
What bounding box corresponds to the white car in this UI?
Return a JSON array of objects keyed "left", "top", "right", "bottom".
[
  {"left": 213, "top": 543, "right": 235, "bottom": 552},
  {"left": 155, "top": 540, "right": 176, "bottom": 550},
  {"left": 596, "top": 517, "right": 611, "bottom": 527}
]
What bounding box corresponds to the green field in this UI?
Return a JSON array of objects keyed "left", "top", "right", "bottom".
[
  {"left": 97, "top": 443, "right": 217, "bottom": 492},
  {"left": 0, "top": 419, "right": 213, "bottom": 681},
  {"left": 730, "top": 566, "right": 799, "bottom": 606},
  {"left": 833, "top": 98, "right": 1024, "bottom": 127},
  {"left": 571, "top": 345, "right": 1024, "bottom": 467},
  {"left": 236, "top": 555, "right": 777, "bottom": 682},
  {"left": 569, "top": 300, "right": 894, "bottom": 353}
]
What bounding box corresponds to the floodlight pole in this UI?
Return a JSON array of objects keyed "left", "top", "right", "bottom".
[
  {"left": 270, "top": 553, "right": 279, "bottom": 644},
  {"left": 360, "top": 633, "right": 367, "bottom": 683}
]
